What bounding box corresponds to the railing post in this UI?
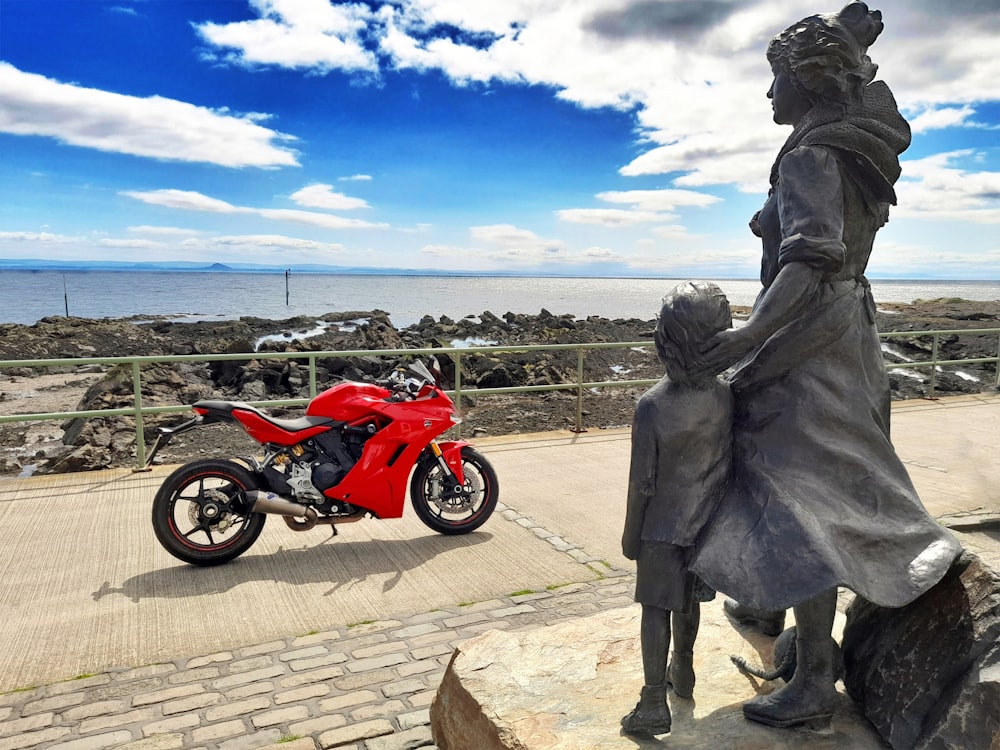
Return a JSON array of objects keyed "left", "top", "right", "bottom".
[
  {"left": 132, "top": 361, "right": 148, "bottom": 471},
  {"left": 308, "top": 355, "right": 317, "bottom": 398},
  {"left": 996, "top": 334, "right": 1000, "bottom": 389},
  {"left": 454, "top": 352, "right": 463, "bottom": 438},
  {"left": 928, "top": 333, "right": 939, "bottom": 399},
  {"left": 575, "top": 348, "right": 585, "bottom": 432}
]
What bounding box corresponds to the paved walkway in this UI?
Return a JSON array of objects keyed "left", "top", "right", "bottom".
[{"left": 0, "top": 393, "right": 997, "bottom": 750}]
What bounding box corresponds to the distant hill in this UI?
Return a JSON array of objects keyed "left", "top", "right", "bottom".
[{"left": 0, "top": 258, "right": 567, "bottom": 277}]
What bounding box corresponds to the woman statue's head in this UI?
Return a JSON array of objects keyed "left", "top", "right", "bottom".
[
  {"left": 767, "top": 2, "right": 883, "bottom": 113},
  {"left": 655, "top": 281, "right": 732, "bottom": 384}
]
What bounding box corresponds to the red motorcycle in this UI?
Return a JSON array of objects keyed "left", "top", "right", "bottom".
[{"left": 150, "top": 359, "right": 498, "bottom": 566}]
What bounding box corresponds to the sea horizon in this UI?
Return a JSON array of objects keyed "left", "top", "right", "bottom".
[
  {"left": 2, "top": 268, "right": 998, "bottom": 329},
  {"left": 1, "top": 258, "right": 998, "bottom": 282}
]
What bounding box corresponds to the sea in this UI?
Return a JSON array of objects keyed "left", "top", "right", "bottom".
[{"left": 1, "top": 270, "right": 998, "bottom": 329}]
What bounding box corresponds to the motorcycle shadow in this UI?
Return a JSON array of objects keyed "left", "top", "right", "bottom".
[{"left": 93, "top": 531, "right": 494, "bottom": 603}]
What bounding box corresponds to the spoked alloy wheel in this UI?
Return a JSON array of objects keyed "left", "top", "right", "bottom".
[
  {"left": 410, "top": 446, "right": 499, "bottom": 534},
  {"left": 152, "top": 459, "right": 266, "bottom": 566}
]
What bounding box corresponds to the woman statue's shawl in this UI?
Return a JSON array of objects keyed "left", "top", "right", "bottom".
[
  {"left": 770, "top": 80, "right": 911, "bottom": 210},
  {"left": 690, "top": 81, "right": 962, "bottom": 611}
]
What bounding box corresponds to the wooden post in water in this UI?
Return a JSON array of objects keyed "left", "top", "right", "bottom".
[
  {"left": 63, "top": 275, "right": 69, "bottom": 317},
  {"left": 285, "top": 268, "right": 290, "bottom": 305}
]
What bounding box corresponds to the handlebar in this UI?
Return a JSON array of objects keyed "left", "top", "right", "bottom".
[
  {"left": 377, "top": 359, "right": 442, "bottom": 401},
  {"left": 377, "top": 373, "right": 429, "bottom": 402}
]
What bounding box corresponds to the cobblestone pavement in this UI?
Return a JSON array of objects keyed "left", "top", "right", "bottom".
[{"left": 0, "top": 500, "right": 634, "bottom": 750}]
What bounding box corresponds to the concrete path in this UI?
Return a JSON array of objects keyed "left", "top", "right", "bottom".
[{"left": 0, "top": 392, "right": 997, "bottom": 749}]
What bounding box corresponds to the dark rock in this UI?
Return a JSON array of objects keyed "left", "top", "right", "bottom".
[
  {"left": 842, "top": 550, "right": 1000, "bottom": 750},
  {"left": 49, "top": 444, "right": 113, "bottom": 472},
  {"left": 475, "top": 364, "right": 526, "bottom": 389},
  {"left": 1, "top": 300, "right": 997, "bottom": 474}
]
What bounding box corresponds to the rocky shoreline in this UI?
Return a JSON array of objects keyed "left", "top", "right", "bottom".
[{"left": 1, "top": 298, "right": 998, "bottom": 475}]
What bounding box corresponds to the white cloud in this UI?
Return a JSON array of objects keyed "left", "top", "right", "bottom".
[
  {"left": 192, "top": 0, "right": 1000, "bottom": 208},
  {"left": 470, "top": 223, "right": 562, "bottom": 249},
  {"left": 183, "top": 234, "right": 345, "bottom": 253},
  {"left": 0, "top": 231, "right": 81, "bottom": 244},
  {"left": 258, "top": 208, "right": 385, "bottom": 229},
  {"left": 0, "top": 62, "right": 299, "bottom": 168},
  {"left": 867, "top": 242, "right": 1000, "bottom": 278},
  {"left": 651, "top": 225, "right": 701, "bottom": 241},
  {"left": 895, "top": 151, "right": 1000, "bottom": 224},
  {"left": 290, "top": 183, "right": 370, "bottom": 210},
  {"left": 122, "top": 189, "right": 388, "bottom": 229},
  {"left": 557, "top": 187, "right": 718, "bottom": 236},
  {"left": 423, "top": 224, "right": 585, "bottom": 267},
  {"left": 908, "top": 106, "right": 977, "bottom": 134},
  {"left": 582, "top": 245, "right": 623, "bottom": 262},
  {"left": 99, "top": 238, "right": 168, "bottom": 249},
  {"left": 397, "top": 223, "right": 433, "bottom": 234},
  {"left": 557, "top": 208, "right": 673, "bottom": 227},
  {"left": 339, "top": 174, "right": 373, "bottom": 181},
  {"left": 121, "top": 189, "right": 243, "bottom": 213},
  {"left": 195, "top": 0, "right": 376, "bottom": 73},
  {"left": 127, "top": 226, "right": 204, "bottom": 236},
  {"left": 595, "top": 189, "right": 721, "bottom": 211}
]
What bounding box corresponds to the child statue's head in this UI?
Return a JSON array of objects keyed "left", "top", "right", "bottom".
[{"left": 655, "top": 281, "right": 732, "bottom": 383}]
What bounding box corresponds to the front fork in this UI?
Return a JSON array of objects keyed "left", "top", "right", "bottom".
[{"left": 429, "top": 440, "right": 467, "bottom": 495}]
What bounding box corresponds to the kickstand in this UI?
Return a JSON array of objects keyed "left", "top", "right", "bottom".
[{"left": 329, "top": 525, "right": 338, "bottom": 539}]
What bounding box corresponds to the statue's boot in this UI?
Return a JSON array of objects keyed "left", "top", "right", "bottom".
[
  {"left": 742, "top": 591, "right": 837, "bottom": 730},
  {"left": 724, "top": 598, "right": 786, "bottom": 637},
  {"left": 621, "top": 684, "right": 671, "bottom": 737},
  {"left": 666, "top": 610, "right": 699, "bottom": 699},
  {"left": 667, "top": 652, "right": 694, "bottom": 699}
]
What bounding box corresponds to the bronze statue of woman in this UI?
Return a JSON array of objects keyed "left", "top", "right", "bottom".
[{"left": 690, "top": 2, "right": 961, "bottom": 730}]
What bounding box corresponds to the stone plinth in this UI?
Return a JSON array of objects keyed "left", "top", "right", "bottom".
[
  {"left": 843, "top": 550, "right": 1000, "bottom": 750},
  {"left": 431, "top": 600, "right": 884, "bottom": 749}
]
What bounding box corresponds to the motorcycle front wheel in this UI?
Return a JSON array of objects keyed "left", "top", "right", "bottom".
[
  {"left": 152, "top": 458, "right": 267, "bottom": 566},
  {"left": 410, "top": 446, "right": 499, "bottom": 535}
]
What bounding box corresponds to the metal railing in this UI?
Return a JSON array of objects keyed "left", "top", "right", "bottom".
[{"left": 1, "top": 328, "right": 998, "bottom": 471}]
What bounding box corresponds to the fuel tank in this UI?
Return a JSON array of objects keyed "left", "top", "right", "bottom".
[{"left": 306, "top": 381, "right": 391, "bottom": 422}]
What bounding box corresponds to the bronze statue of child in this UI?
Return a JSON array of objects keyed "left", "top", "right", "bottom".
[{"left": 620, "top": 281, "right": 733, "bottom": 737}]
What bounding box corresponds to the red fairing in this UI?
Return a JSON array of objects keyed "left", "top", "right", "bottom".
[
  {"left": 325, "top": 395, "right": 459, "bottom": 518},
  {"left": 231, "top": 409, "right": 329, "bottom": 445},
  {"left": 307, "top": 382, "right": 391, "bottom": 421},
  {"left": 438, "top": 440, "right": 468, "bottom": 485}
]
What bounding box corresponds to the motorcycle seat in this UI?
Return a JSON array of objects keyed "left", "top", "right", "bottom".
[{"left": 193, "top": 400, "right": 343, "bottom": 433}]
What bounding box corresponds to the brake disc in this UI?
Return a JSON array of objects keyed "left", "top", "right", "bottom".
[{"left": 431, "top": 470, "right": 482, "bottom": 513}]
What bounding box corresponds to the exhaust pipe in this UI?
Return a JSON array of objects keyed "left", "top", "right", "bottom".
[{"left": 246, "top": 490, "right": 318, "bottom": 529}]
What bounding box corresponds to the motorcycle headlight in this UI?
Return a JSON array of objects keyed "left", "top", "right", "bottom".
[{"left": 450, "top": 412, "right": 463, "bottom": 425}]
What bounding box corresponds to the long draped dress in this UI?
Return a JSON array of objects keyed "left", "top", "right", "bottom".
[{"left": 690, "top": 82, "right": 962, "bottom": 611}]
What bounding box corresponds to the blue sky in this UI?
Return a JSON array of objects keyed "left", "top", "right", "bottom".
[{"left": 1, "top": 0, "right": 998, "bottom": 278}]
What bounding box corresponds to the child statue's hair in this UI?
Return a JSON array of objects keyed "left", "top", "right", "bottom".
[{"left": 654, "top": 281, "right": 732, "bottom": 386}]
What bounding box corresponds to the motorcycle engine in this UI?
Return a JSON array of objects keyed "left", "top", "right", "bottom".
[{"left": 264, "top": 425, "right": 370, "bottom": 508}]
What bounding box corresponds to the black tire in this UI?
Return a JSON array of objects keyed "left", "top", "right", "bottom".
[
  {"left": 152, "top": 459, "right": 266, "bottom": 566},
  {"left": 410, "top": 446, "right": 498, "bottom": 535}
]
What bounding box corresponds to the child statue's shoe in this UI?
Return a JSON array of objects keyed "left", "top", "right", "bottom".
[
  {"left": 621, "top": 684, "right": 671, "bottom": 737},
  {"left": 667, "top": 651, "right": 695, "bottom": 699}
]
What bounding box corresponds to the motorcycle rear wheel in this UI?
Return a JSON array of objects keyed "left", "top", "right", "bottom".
[
  {"left": 152, "top": 458, "right": 266, "bottom": 566},
  {"left": 410, "top": 446, "right": 498, "bottom": 535}
]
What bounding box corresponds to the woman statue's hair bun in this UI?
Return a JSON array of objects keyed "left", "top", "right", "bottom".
[{"left": 837, "top": 2, "right": 884, "bottom": 50}]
